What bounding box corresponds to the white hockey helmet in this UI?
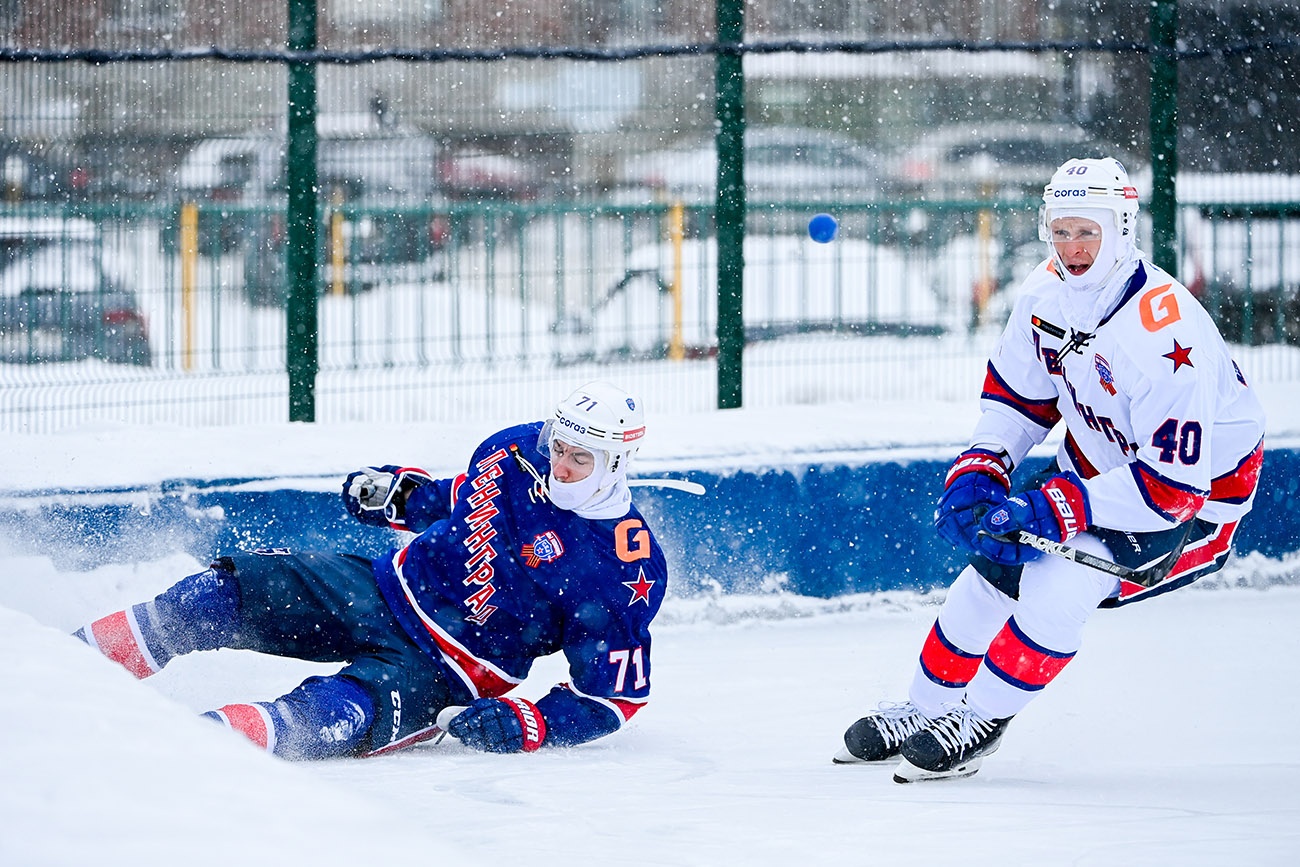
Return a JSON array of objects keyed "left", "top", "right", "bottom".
[
  {"left": 540, "top": 381, "right": 646, "bottom": 475},
  {"left": 1039, "top": 157, "right": 1140, "bottom": 244}
]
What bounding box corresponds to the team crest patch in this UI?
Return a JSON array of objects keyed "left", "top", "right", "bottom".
[
  {"left": 1093, "top": 353, "right": 1117, "bottom": 395},
  {"left": 522, "top": 531, "right": 565, "bottom": 567}
]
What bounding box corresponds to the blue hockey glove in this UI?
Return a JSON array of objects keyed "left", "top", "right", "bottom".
[
  {"left": 342, "top": 466, "right": 432, "bottom": 529},
  {"left": 974, "top": 472, "right": 1091, "bottom": 565},
  {"left": 446, "top": 697, "right": 548, "bottom": 753},
  {"left": 934, "top": 448, "right": 1012, "bottom": 553}
]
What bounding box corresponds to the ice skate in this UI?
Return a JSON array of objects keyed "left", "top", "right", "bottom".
[
  {"left": 832, "top": 701, "right": 929, "bottom": 764},
  {"left": 893, "top": 705, "right": 1012, "bottom": 783}
]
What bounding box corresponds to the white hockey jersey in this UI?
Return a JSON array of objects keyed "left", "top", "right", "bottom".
[{"left": 970, "top": 258, "right": 1266, "bottom": 533}]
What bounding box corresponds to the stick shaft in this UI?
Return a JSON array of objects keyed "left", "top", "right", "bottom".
[{"left": 1013, "top": 531, "right": 1138, "bottom": 579}]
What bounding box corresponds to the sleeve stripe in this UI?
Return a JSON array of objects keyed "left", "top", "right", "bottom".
[
  {"left": 562, "top": 682, "right": 646, "bottom": 724},
  {"left": 1210, "top": 440, "right": 1263, "bottom": 505},
  {"left": 1131, "top": 462, "right": 1207, "bottom": 523},
  {"left": 980, "top": 363, "right": 1062, "bottom": 429}
]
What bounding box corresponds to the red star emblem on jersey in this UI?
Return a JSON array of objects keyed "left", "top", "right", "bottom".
[
  {"left": 1163, "top": 339, "right": 1194, "bottom": 372},
  {"left": 622, "top": 567, "right": 655, "bottom": 606}
]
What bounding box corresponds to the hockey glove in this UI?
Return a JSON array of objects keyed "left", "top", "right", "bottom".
[
  {"left": 934, "top": 448, "right": 1012, "bottom": 553},
  {"left": 342, "top": 466, "right": 433, "bottom": 528},
  {"left": 974, "top": 472, "right": 1091, "bottom": 565},
  {"left": 446, "top": 697, "right": 548, "bottom": 753},
  {"left": 343, "top": 467, "right": 395, "bottom": 526}
]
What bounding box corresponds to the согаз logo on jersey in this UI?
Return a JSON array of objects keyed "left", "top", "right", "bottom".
[{"left": 522, "top": 531, "right": 565, "bottom": 567}]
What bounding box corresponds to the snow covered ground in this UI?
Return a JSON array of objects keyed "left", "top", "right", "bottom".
[{"left": 3, "top": 385, "right": 1300, "bottom": 865}]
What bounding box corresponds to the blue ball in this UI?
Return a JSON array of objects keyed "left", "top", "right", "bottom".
[{"left": 808, "top": 213, "right": 838, "bottom": 243}]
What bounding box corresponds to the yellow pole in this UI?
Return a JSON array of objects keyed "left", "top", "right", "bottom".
[
  {"left": 330, "top": 193, "right": 345, "bottom": 296},
  {"left": 179, "top": 202, "right": 198, "bottom": 371},
  {"left": 668, "top": 201, "right": 685, "bottom": 361},
  {"left": 973, "top": 180, "right": 995, "bottom": 328}
]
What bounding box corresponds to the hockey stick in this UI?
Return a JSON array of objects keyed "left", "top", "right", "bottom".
[
  {"left": 436, "top": 705, "right": 467, "bottom": 730},
  {"left": 997, "top": 530, "right": 1176, "bottom": 587},
  {"left": 628, "top": 478, "right": 706, "bottom": 495}
]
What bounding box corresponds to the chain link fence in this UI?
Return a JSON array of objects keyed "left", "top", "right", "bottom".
[{"left": 2, "top": 1, "right": 1298, "bottom": 431}]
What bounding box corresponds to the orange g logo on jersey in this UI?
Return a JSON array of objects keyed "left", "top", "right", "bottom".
[
  {"left": 615, "top": 518, "right": 651, "bottom": 562},
  {"left": 1139, "top": 283, "right": 1181, "bottom": 332}
]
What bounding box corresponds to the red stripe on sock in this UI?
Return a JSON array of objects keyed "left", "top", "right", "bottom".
[
  {"left": 919, "top": 623, "right": 982, "bottom": 687},
  {"left": 217, "top": 704, "right": 272, "bottom": 751},
  {"left": 985, "top": 620, "right": 1074, "bottom": 689},
  {"left": 89, "top": 611, "right": 156, "bottom": 679}
]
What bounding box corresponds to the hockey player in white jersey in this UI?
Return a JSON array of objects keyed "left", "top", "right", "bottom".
[{"left": 836, "top": 157, "right": 1265, "bottom": 783}]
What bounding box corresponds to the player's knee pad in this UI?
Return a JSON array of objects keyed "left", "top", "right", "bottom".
[{"left": 205, "top": 676, "right": 375, "bottom": 760}]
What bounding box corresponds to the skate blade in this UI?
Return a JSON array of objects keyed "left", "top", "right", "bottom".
[
  {"left": 892, "top": 756, "right": 983, "bottom": 783},
  {"left": 831, "top": 745, "right": 900, "bottom": 765}
]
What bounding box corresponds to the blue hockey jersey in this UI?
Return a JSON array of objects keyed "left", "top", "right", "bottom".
[{"left": 370, "top": 422, "right": 668, "bottom": 745}]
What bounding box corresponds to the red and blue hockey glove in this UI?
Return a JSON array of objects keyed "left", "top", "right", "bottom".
[
  {"left": 446, "top": 697, "right": 548, "bottom": 753},
  {"left": 934, "top": 448, "right": 1012, "bottom": 553},
  {"left": 342, "top": 466, "right": 432, "bottom": 529},
  {"left": 974, "top": 472, "right": 1091, "bottom": 565}
]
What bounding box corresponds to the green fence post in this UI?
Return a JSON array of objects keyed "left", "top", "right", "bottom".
[
  {"left": 1150, "top": 0, "right": 1179, "bottom": 275},
  {"left": 715, "top": 0, "right": 745, "bottom": 409},
  {"left": 286, "top": 0, "right": 319, "bottom": 422}
]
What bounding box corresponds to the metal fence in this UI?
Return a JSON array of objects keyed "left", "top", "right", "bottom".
[{"left": 2, "top": 1, "right": 1299, "bottom": 431}]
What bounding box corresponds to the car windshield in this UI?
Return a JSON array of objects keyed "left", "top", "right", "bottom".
[{"left": 319, "top": 138, "right": 436, "bottom": 200}]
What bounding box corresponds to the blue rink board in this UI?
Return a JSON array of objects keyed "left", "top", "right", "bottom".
[{"left": 2, "top": 449, "right": 1297, "bottom": 598}]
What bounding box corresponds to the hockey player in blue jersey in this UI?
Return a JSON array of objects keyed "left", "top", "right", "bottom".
[
  {"left": 74, "top": 381, "right": 668, "bottom": 759},
  {"left": 834, "top": 157, "right": 1265, "bottom": 783}
]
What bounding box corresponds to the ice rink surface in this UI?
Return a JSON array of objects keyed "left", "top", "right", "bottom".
[
  {"left": 3, "top": 550, "right": 1298, "bottom": 866},
  {"left": 3, "top": 392, "right": 1299, "bottom": 865}
]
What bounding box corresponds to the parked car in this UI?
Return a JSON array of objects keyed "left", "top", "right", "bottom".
[
  {"left": 1, "top": 142, "right": 78, "bottom": 202},
  {"left": 0, "top": 217, "right": 151, "bottom": 366},
  {"left": 174, "top": 115, "right": 451, "bottom": 303},
  {"left": 438, "top": 148, "right": 545, "bottom": 201},
  {"left": 885, "top": 121, "right": 1146, "bottom": 202},
  {"left": 619, "top": 126, "right": 887, "bottom": 206}
]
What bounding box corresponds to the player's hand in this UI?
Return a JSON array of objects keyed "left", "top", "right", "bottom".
[
  {"left": 974, "top": 473, "right": 1090, "bottom": 565},
  {"left": 934, "top": 448, "right": 1012, "bottom": 553},
  {"left": 342, "top": 467, "right": 396, "bottom": 527},
  {"left": 343, "top": 466, "right": 433, "bottom": 528},
  {"left": 445, "top": 697, "right": 548, "bottom": 753}
]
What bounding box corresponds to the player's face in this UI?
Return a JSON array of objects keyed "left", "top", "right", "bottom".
[
  {"left": 1050, "top": 216, "right": 1104, "bottom": 277},
  {"left": 549, "top": 437, "right": 596, "bottom": 482}
]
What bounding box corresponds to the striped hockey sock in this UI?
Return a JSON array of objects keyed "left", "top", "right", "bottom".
[
  {"left": 918, "top": 620, "right": 983, "bottom": 689},
  {"left": 203, "top": 677, "right": 375, "bottom": 760},
  {"left": 74, "top": 606, "right": 165, "bottom": 679},
  {"left": 205, "top": 703, "right": 280, "bottom": 755},
  {"left": 963, "top": 616, "right": 1078, "bottom": 720},
  {"left": 73, "top": 564, "right": 240, "bottom": 677},
  {"left": 984, "top": 616, "right": 1076, "bottom": 694}
]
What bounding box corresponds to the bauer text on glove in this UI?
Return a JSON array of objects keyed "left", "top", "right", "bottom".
[
  {"left": 934, "top": 447, "right": 1012, "bottom": 552},
  {"left": 974, "top": 473, "right": 1091, "bottom": 565}
]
